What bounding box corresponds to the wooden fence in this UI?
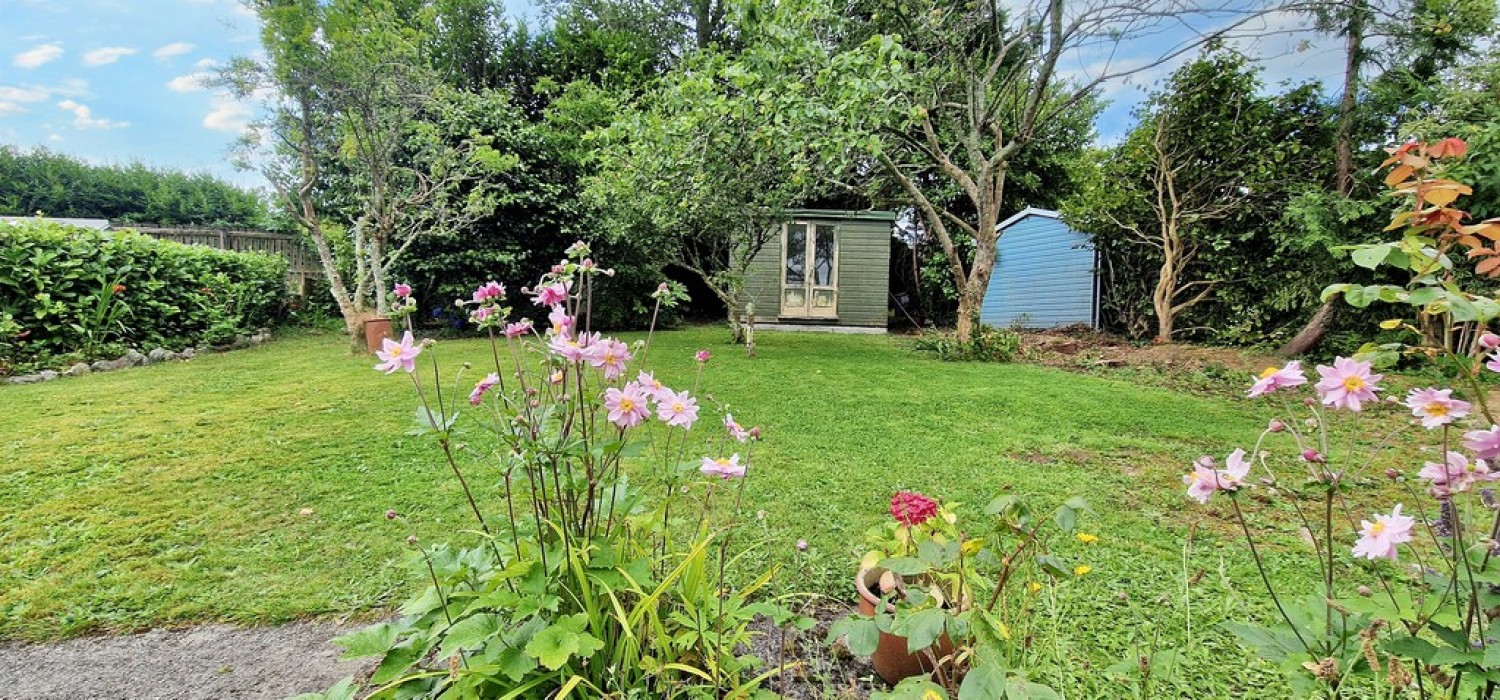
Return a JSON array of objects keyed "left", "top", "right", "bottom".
[{"left": 130, "top": 225, "right": 320, "bottom": 294}]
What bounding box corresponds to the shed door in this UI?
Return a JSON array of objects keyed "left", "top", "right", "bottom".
[{"left": 781, "top": 222, "right": 838, "bottom": 319}]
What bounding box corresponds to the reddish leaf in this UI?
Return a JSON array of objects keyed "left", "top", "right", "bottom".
[{"left": 1476, "top": 256, "right": 1500, "bottom": 277}]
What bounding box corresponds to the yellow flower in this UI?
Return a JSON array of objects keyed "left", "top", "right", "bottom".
[
  {"left": 922, "top": 691, "right": 944, "bottom": 700},
  {"left": 1074, "top": 565, "right": 1092, "bottom": 576},
  {"left": 960, "top": 538, "right": 984, "bottom": 557},
  {"left": 1027, "top": 581, "right": 1043, "bottom": 593},
  {"left": 1076, "top": 532, "right": 1098, "bottom": 544}
]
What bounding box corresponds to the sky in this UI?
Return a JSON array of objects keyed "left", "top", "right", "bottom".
[{"left": 0, "top": 1, "right": 1346, "bottom": 192}]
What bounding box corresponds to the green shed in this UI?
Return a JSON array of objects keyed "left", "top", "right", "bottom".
[{"left": 740, "top": 209, "right": 896, "bottom": 332}]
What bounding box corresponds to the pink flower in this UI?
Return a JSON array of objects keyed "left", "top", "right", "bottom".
[
  {"left": 587, "top": 337, "right": 631, "bottom": 381},
  {"left": 1419, "top": 451, "right": 1498, "bottom": 493},
  {"left": 504, "top": 320, "right": 533, "bottom": 339},
  {"left": 548, "top": 305, "right": 574, "bottom": 336},
  {"left": 469, "top": 373, "right": 499, "bottom": 406},
  {"left": 656, "top": 389, "right": 700, "bottom": 428},
  {"left": 695, "top": 350, "right": 711, "bottom": 363},
  {"left": 547, "top": 370, "right": 565, "bottom": 385},
  {"left": 1268, "top": 420, "right": 1286, "bottom": 433},
  {"left": 393, "top": 283, "right": 412, "bottom": 299},
  {"left": 1247, "top": 361, "right": 1307, "bottom": 398},
  {"left": 890, "top": 491, "right": 939, "bottom": 526},
  {"left": 1404, "top": 388, "right": 1471, "bottom": 429},
  {"left": 1184, "top": 458, "right": 1219, "bottom": 504},
  {"left": 534, "top": 282, "right": 569, "bottom": 307},
  {"left": 1481, "top": 332, "right": 1500, "bottom": 350},
  {"left": 1352, "top": 504, "right": 1415, "bottom": 561},
  {"left": 471, "top": 281, "right": 504, "bottom": 303},
  {"left": 700, "top": 454, "right": 746, "bottom": 480},
  {"left": 604, "top": 385, "right": 651, "bottom": 428},
  {"left": 636, "top": 371, "right": 669, "bottom": 400},
  {"left": 549, "top": 331, "right": 594, "bottom": 364},
  {"left": 724, "top": 413, "right": 750, "bottom": 442},
  {"left": 1314, "top": 357, "right": 1383, "bottom": 411},
  {"left": 1184, "top": 450, "right": 1252, "bottom": 504},
  {"left": 796, "top": 539, "right": 808, "bottom": 551},
  {"left": 374, "top": 330, "right": 421, "bottom": 374},
  {"left": 1465, "top": 426, "right": 1500, "bottom": 461},
  {"left": 1487, "top": 351, "right": 1500, "bottom": 374}
]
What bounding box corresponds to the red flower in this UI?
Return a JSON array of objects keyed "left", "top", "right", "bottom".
[
  {"left": 890, "top": 491, "right": 939, "bottom": 526},
  {"left": 111, "top": 284, "right": 126, "bottom": 295}
]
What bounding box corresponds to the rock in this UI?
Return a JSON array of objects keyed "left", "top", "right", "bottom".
[
  {"left": 148, "top": 348, "right": 176, "bottom": 363},
  {"left": 179, "top": 347, "right": 197, "bottom": 360},
  {"left": 37, "top": 370, "right": 59, "bottom": 381},
  {"left": 123, "top": 350, "right": 145, "bottom": 367},
  {"left": 64, "top": 362, "right": 91, "bottom": 377},
  {"left": 9, "top": 374, "right": 43, "bottom": 384},
  {"left": 93, "top": 356, "right": 134, "bottom": 372},
  {"left": 232, "top": 335, "right": 252, "bottom": 350},
  {"left": 248, "top": 334, "right": 264, "bottom": 346}
]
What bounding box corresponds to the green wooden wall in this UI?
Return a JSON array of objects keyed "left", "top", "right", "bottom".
[{"left": 741, "top": 210, "right": 894, "bottom": 328}]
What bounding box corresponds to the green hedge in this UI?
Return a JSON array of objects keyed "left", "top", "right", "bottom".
[{"left": 0, "top": 222, "right": 289, "bottom": 373}]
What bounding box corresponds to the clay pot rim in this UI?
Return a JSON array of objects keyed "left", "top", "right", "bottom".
[{"left": 856, "top": 566, "right": 905, "bottom": 607}]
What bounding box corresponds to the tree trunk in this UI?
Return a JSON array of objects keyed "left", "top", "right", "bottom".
[
  {"left": 1279, "top": 298, "right": 1338, "bottom": 356},
  {"left": 955, "top": 288, "right": 982, "bottom": 343},
  {"left": 1334, "top": 0, "right": 1365, "bottom": 196}
]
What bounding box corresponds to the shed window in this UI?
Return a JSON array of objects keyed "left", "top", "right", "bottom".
[{"left": 781, "top": 221, "right": 838, "bottom": 319}]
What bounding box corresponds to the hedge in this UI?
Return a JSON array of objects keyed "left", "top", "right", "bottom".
[{"left": 0, "top": 222, "right": 289, "bottom": 373}]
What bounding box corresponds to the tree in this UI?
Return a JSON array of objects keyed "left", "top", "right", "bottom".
[
  {"left": 588, "top": 48, "right": 825, "bottom": 341},
  {"left": 1070, "top": 52, "right": 1332, "bottom": 342},
  {"left": 227, "top": 0, "right": 509, "bottom": 337},
  {"left": 744, "top": 0, "right": 1294, "bottom": 343}
]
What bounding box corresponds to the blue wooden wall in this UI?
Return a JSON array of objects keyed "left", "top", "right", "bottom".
[{"left": 980, "top": 211, "right": 1098, "bottom": 329}]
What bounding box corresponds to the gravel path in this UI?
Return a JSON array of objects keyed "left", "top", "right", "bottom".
[{"left": 0, "top": 621, "right": 372, "bottom": 700}]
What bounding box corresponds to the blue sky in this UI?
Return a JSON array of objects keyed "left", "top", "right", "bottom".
[{"left": 0, "top": 1, "right": 1342, "bottom": 192}]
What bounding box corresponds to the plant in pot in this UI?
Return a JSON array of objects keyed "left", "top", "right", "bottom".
[{"left": 830, "top": 490, "right": 1092, "bottom": 699}]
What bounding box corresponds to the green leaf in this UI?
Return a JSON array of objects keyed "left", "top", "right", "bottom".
[
  {"left": 958, "top": 656, "right": 1007, "bottom": 699},
  {"left": 828, "top": 615, "right": 881, "bottom": 656},
  {"left": 438, "top": 612, "right": 502, "bottom": 659},
  {"left": 288, "top": 676, "right": 357, "bottom": 700},
  {"left": 1005, "top": 676, "right": 1061, "bottom": 699},
  {"left": 901, "top": 607, "right": 949, "bottom": 654},
  {"left": 881, "top": 557, "right": 930, "bottom": 576},
  {"left": 331, "top": 622, "right": 399, "bottom": 660},
  {"left": 523, "top": 613, "right": 605, "bottom": 671},
  {"left": 1351, "top": 244, "right": 1392, "bottom": 270}
]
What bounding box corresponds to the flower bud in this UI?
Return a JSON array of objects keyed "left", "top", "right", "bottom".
[
  {"left": 1304, "top": 418, "right": 1318, "bottom": 428},
  {"left": 385, "top": 509, "right": 398, "bottom": 520},
  {"left": 1302, "top": 449, "right": 1325, "bottom": 464},
  {"left": 1268, "top": 420, "right": 1285, "bottom": 433},
  {"left": 1481, "top": 333, "right": 1500, "bottom": 350},
  {"left": 420, "top": 338, "right": 436, "bottom": 348},
  {"left": 695, "top": 350, "right": 711, "bottom": 363},
  {"left": 1386, "top": 468, "right": 1401, "bottom": 480},
  {"left": 658, "top": 282, "right": 670, "bottom": 292},
  {"left": 796, "top": 539, "right": 808, "bottom": 551},
  {"left": 749, "top": 427, "right": 762, "bottom": 440},
  {"left": 1303, "top": 397, "right": 1317, "bottom": 407},
  {"left": 1358, "top": 585, "right": 1372, "bottom": 597},
  {"left": 406, "top": 534, "right": 419, "bottom": 546}
]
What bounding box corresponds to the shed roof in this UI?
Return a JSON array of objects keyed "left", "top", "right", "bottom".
[
  {"left": 785, "top": 208, "right": 897, "bottom": 222},
  {"left": 996, "top": 207, "right": 1060, "bottom": 232}
]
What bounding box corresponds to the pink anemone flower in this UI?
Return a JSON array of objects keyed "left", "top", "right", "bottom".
[
  {"left": 1247, "top": 361, "right": 1307, "bottom": 398},
  {"left": 1352, "top": 504, "right": 1415, "bottom": 561},
  {"left": 1314, "top": 357, "right": 1383, "bottom": 411},
  {"left": 374, "top": 330, "right": 421, "bottom": 374}
]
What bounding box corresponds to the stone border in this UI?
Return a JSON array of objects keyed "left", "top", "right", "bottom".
[{"left": 6, "top": 330, "right": 274, "bottom": 385}]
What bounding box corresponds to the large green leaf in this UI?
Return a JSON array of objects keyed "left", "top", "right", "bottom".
[
  {"left": 438, "top": 613, "right": 503, "bottom": 659},
  {"left": 900, "top": 607, "right": 949, "bottom": 654},
  {"left": 523, "top": 614, "right": 605, "bottom": 671},
  {"left": 331, "top": 622, "right": 400, "bottom": 660}
]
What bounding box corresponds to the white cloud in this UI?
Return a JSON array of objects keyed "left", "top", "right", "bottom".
[
  {"left": 82, "top": 47, "right": 137, "bottom": 66},
  {"left": 193, "top": 58, "right": 218, "bottom": 70},
  {"left": 48, "top": 133, "right": 62, "bottom": 142},
  {"left": 13, "top": 44, "right": 64, "bottom": 69},
  {"left": 0, "top": 102, "right": 25, "bottom": 116},
  {"left": 0, "top": 85, "right": 50, "bottom": 103},
  {"left": 167, "top": 73, "right": 211, "bottom": 92},
  {"left": 152, "top": 42, "right": 195, "bottom": 60},
  {"left": 203, "top": 93, "right": 251, "bottom": 132},
  {"left": 56, "top": 99, "right": 129, "bottom": 130}
]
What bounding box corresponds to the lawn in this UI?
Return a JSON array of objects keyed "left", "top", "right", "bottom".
[{"left": 0, "top": 326, "right": 1406, "bottom": 695}]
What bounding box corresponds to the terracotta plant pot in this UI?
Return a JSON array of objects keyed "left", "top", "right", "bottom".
[
  {"left": 362, "top": 317, "right": 394, "bottom": 354},
  {"left": 855, "top": 567, "right": 958, "bottom": 686}
]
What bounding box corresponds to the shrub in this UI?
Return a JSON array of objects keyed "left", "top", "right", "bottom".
[
  {"left": 0, "top": 221, "right": 288, "bottom": 373},
  {"left": 311, "top": 244, "right": 805, "bottom": 699},
  {"left": 914, "top": 325, "right": 1022, "bottom": 362}
]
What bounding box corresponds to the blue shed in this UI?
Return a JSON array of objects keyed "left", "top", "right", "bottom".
[{"left": 980, "top": 208, "right": 1100, "bottom": 330}]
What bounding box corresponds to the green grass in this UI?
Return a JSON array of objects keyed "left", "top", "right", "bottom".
[{"left": 0, "top": 326, "right": 1411, "bottom": 695}]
